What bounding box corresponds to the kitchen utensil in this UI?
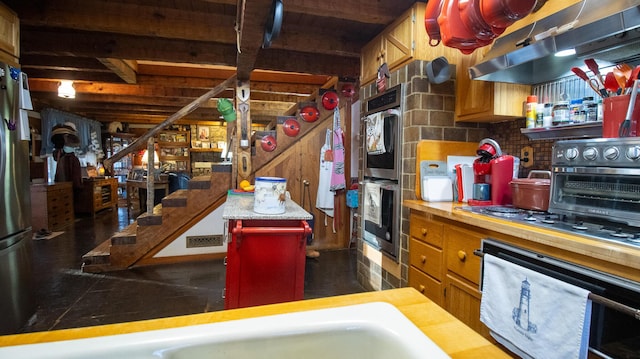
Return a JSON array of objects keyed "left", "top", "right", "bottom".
[
  {"left": 282, "top": 118, "right": 300, "bottom": 137},
  {"left": 584, "top": 58, "right": 605, "bottom": 87},
  {"left": 458, "top": 0, "right": 495, "bottom": 41},
  {"left": 616, "top": 63, "right": 632, "bottom": 84},
  {"left": 299, "top": 105, "right": 319, "bottom": 122},
  {"left": 425, "top": 56, "right": 452, "bottom": 84},
  {"left": 438, "top": 0, "right": 491, "bottom": 55},
  {"left": 626, "top": 65, "right": 640, "bottom": 93},
  {"left": 619, "top": 79, "right": 640, "bottom": 137},
  {"left": 260, "top": 134, "right": 277, "bottom": 152},
  {"left": 479, "top": 0, "right": 536, "bottom": 28},
  {"left": 510, "top": 170, "right": 551, "bottom": 211},
  {"left": 419, "top": 160, "right": 452, "bottom": 202},
  {"left": 613, "top": 67, "right": 627, "bottom": 94},
  {"left": 604, "top": 72, "right": 619, "bottom": 96},
  {"left": 571, "top": 67, "right": 602, "bottom": 96},
  {"left": 425, "top": 0, "right": 445, "bottom": 46},
  {"left": 321, "top": 91, "right": 339, "bottom": 110}
]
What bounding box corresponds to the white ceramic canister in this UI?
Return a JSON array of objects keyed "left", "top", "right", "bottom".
[{"left": 253, "top": 177, "right": 287, "bottom": 214}]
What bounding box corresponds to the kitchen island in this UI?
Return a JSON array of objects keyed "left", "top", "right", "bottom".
[
  {"left": 223, "top": 192, "right": 313, "bottom": 309},
  {"left": 0, "top": 287, "right": 510, "bottom": 358}
]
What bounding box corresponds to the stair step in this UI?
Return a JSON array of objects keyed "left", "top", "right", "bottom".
[
  {"left": 81, "top": 238, "right": 111, "bottom": 270},
  {"left": 111, "top": 223, "right": 137, "bottom": 245},
  {"left": 137, "top": 208, "right": 163, "bottom": 226},
  {"left": 188, "top": 175, "right": 212, "bottom": 190},
  {"left": 162, "top": 189, "right": 188, "bottom": 207}
]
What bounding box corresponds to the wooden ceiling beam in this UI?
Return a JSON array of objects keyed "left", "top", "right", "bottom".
[
  {"left": 20, "top": 28, "right": 358, "bottom": 76},
  {"left": 28, "top": 78, "right": 310, "bottom": 103},
  {"left": 97, "top": 58, "right": 138, "bottom": 84}
]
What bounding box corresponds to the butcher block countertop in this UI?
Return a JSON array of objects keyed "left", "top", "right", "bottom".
[
  {"left": 0, "top": 288, "right": 510, "bottom": 358},
  {"left": 404, "top": 200, "right": 640, "bottom": 283}
]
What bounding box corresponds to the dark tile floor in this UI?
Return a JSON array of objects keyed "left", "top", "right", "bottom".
[{"left": 22, "top": 207, "right": 366, "bottom": 334}]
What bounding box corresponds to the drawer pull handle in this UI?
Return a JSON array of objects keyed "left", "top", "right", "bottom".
[
  {"left": 421, "top": 228, "right": 427, "bottom": 236},
  {"left": 420, "top": 255, "right": 426, "bottom": 264},
  {"left": 457, "top": 250, "right": 467, "bottom": 262},
  {"left": 418, "top": 284, "right": 425, "bottom": 293}
]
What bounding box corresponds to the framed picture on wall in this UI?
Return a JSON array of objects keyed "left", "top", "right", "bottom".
[{"left": 197, "top": 126, "right": 210, "bottom": 141}]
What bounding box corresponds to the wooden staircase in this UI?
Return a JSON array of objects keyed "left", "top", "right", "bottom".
[
  {"left": 81, "top": 169, "right": 231, "bottom": 273},
  {"left": 82, "top": 86, "right": 351, "bottom": 273}
]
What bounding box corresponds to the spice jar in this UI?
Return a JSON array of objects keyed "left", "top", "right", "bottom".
[
  {"left": 552, "top": 101, "right": 570, "bottom": 126},
  {"left": 583, "top": 97, "right": 598, "bottom": 122}
]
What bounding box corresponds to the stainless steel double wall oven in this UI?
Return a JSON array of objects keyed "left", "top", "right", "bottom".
[{"left": 361, "top": 84, "right": 404, "bottom": 260}]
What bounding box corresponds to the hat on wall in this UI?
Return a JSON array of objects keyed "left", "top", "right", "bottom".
[{"left": 51, "top": 121, "right": 80, "bottom": 146}]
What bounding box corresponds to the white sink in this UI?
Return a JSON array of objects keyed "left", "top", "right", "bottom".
[{"left": 1, "top": 302, "right": 450, "bottom": 359}]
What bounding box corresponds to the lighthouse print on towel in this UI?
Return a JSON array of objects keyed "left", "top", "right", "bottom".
[{"left": 513, "top": 277, "right": 537, "bottom": 334}]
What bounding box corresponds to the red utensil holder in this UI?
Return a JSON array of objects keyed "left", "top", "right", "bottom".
[{"left": 603, "top": 94, "right": 640, "bottom": 137}]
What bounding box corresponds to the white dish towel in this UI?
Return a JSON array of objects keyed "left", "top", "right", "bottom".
[
  {"left": 366, "top": 113, "right": 385, "bottom": 154},
  {"left": 480, "top": 254, "right": 592, "bottom": 359},
  {"left": 363, "top": 182, "right": 382, "bottom": 227}
]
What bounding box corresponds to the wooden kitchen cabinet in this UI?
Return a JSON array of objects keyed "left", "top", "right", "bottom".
[
  {"left": 408, "top": 209, "right": 491, "bottom": 339},
  {"left": 455, "top": 46, "right": 532, "bottom": 122},
  {"left": 408, "top": 210, "right": 445, "bottom": 306},
  {"left": 30, "top": 182, "right": 74, "bottom": 232},
  {"left": 74, "top": 177, "right": 118, "bottom": 216},
  {"left": 0, "top": 3, "right": 19, "bottom": 66},
  {"left": 443, "top": 225, "right": 490, "bottom": 338},
  {"left": 360, "top": 4, "right": 416, "bottom": 85}
]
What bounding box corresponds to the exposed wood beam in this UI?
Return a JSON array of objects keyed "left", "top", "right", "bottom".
[
  {"left": 28, "top": 79, "right": 309, "bottom": 103},
  {"left": 97, "top": 58, "right": 137, "bottom": 84},
  {"left": 236, "top": 0, "right": 283, "bottom": 81},
  {"left": 20, "top": 28, "right": 359, "bottom": 76}
]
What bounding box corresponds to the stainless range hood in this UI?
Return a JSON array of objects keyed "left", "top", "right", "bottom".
[{"left": 469, "top": 0, "right": 640, "bottom": 84}]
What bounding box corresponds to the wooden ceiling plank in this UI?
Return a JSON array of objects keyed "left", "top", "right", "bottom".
[{"left": 13, "top": 0, "right": 237, "bottom": 44}]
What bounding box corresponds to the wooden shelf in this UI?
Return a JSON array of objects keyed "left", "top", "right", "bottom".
[{"left": 190, "top": 148, "right": 223, "bottom": 153}]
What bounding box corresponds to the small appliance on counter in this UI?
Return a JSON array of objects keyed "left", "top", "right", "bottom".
[{"left": 468, "top": 138, "right": 514, "bottom": 206}]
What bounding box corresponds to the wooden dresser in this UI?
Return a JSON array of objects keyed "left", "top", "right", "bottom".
[
  {"left": 30, "top": 182, "right": 74, "bottom": 232},
  {"left": 74, "top": 178, "right": 118, "bottom": 216}
]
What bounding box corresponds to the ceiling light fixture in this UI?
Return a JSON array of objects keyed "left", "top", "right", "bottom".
[{"left": 58, "top": 80, "right": 76, "bottom": 99}]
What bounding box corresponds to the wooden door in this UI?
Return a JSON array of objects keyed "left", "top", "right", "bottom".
[{"left": 256, "top": 112, "right": 350, "bottom": 250}]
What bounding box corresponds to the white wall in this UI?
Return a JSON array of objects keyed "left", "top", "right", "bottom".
[{"left": 153, "top": 203, "right": 227, "bottom": 257}]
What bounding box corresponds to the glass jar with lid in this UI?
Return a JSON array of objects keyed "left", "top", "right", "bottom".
[
  {"left": 569, "top": 98, "right": 585, "bottom": 123},
  {"left": 583, "top": 97, "right": 598, "bottom": 122},
  {"left": 552, "top": 101, "right": 570, "bottom": 126}
]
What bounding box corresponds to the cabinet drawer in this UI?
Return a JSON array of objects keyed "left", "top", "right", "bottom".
[
  {"left": 410, "top": 213, "right": 443, "bottom": 248},
  {"left": 409, "top": 267, "right": 443, "bottom": 307},
  {"left": 409, "top": 238, "right": 443, "bottom": 280},
  {"left": 446, "top": 226, "right": 482, "bottom": 285}
]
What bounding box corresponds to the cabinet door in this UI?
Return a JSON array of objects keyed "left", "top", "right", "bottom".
[
  {"left": 445, "top": 273, "right": 491, "bottom": 339},
  {"left": 0, "top": 4, "right": 19, "bottom": 63},
  {"left": 455, "top": 51, "right": 494, "bottom": 120},
  {"left": 384, "top": 7, "right": 414, "bottom": 71},
  {"left": 360, "top": 36, "right": 384, "bottom": 85},
  {"left": 359, "top": 4, "right": 415, "bottom": 85},
  {"left": 446, "top": 225, "right": 482, "bottom": 285}
]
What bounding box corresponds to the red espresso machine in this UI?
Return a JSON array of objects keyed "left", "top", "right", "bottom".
[{"left": 468, "top": 139, "right": 514, "bottom": 206}]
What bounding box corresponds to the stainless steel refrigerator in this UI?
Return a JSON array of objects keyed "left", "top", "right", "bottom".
[{"left": 0, "top": 62, "right": 35, "bottom": 334}]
